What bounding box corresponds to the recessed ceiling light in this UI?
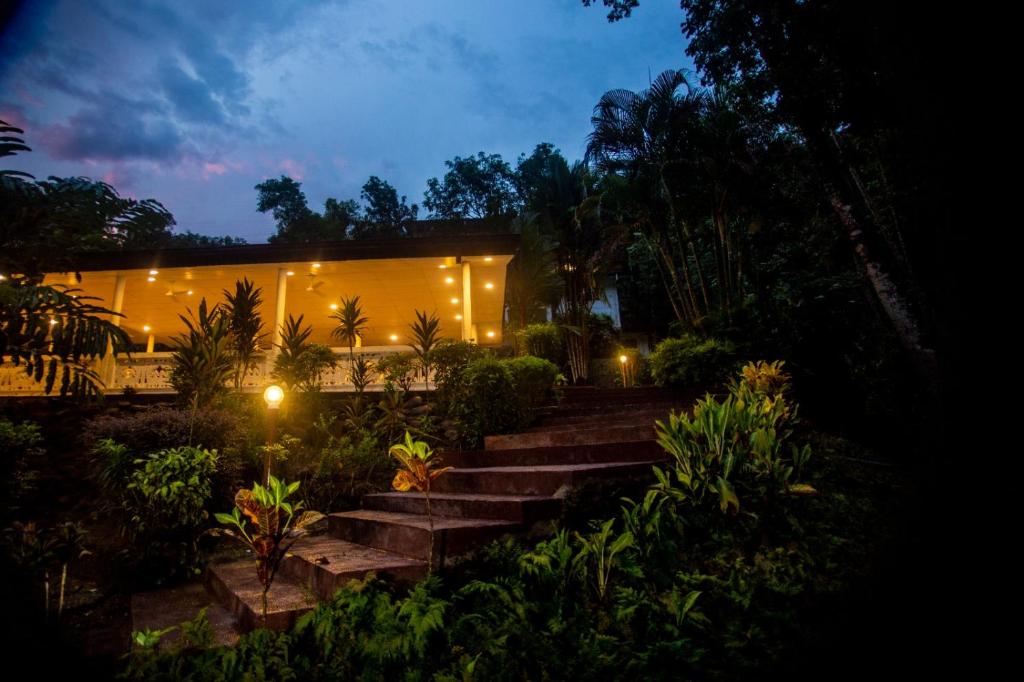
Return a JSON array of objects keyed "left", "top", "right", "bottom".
[
  {"left": 486, "top": 330, "right": 495, "bottom": 338},
  {"left": 187, "top": 290, "right": 194, "bottom": 295},
  {"left": 483, "top": 257, "right": 493, "bottom": 262},
  {"left": 147, "top": 276, "right": 156, "bottom": 282},
  {"left": 484, "top": 282, "right": 494, "bottom": 289},
  {"left": 438, "top": 264, "right": 447, "bottom": 269},
  {"left": 143, "top": 325, "right": 151, "bottom": 332},
  {"left": 312, "top": 263, "right": 321, "bottom": 268},
  {"left": 329, "top": 303, "right": 338, "bottom": 310},
  {"left": 445, "top": 276, "right": 454, "bottom": 284},
  {"left": 149, "top": 269, "right": 159, "bottom": 275},
  {"left": 389, "top": 334, "right": 399, "bottom": 342},
  {"left": 450, "top": 297, "right": 459, "bottom": 304},
  {"left": 286, "top": 271, "right": 295, "bottom": 276},
  {"left": 455, "top": 314, "right": 463, "bottom": 320}
]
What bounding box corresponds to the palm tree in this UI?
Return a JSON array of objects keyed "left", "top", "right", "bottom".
[
  {"left": 530, "top": 156, "right": 627, "bottom": 383},
  {"left": 330, "top": 295, "right": 369, "bottom": 358},
  {"left": 222, "top": 278, "right": 265, "bottom": 389},
  {"left": 0, "top": 281, "right": 132, "bottom": 398},
  {"left": 407, "top": 309, "right": 440, "bottom": 390}
]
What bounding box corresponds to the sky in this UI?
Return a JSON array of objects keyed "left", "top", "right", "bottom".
[{"left": 0, "top": 0, "right": 692, "bottom": 243}]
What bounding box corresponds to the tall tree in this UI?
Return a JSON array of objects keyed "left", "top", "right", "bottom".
[
  {"left": 504, "top": 218, "right": 560, "bottom": 335},
  {"left": 423, "top": 152, "right": 519, "bottom": 219},
  {"left": 353, "top": 176, "right": 418, "bottom": 238},
  {"left": 256, "top": 176, "right": 360, "bottom": 243}
]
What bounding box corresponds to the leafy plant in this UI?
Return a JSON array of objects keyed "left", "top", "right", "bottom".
[
  {"left": 272, "top": 314, "right": 337, "bottom": 392},
  {"left": 348, "top": 355, "right": 374, "bottom": 393},
  {"left": 330, "top": 295, "right": 369, "bottom": 359},
  {"left": 451, "top": 357, "right": 519, "bottom": 447},
  {"left": 648, "top": 334, "right": 737, "bottom": 389},
  {"left": 222, "top": 278, "right": 265, "bottom": 389},
  {"left": 389, "top": 432, "right": 452, "bottom": 573},
  {"left": 170, "top": 298, "right": 234, "bottom": 411},
  {"left": 375, "top": 352, "right": 417, "bottom": 394},
  {"left": 515, "top": 322, "right": 564, "bottom": 366},
  {"left": 408, "top": 309, "right": 441, "bottom": 390},
  {"left": 0, "top": 418, "right": 44, "bottom": 518},
  {"left": 504, "top": 355, "right": 560, "bottom": 423},
  {"left": 213, "top": 476, "right": 324, "bottom": 623}
]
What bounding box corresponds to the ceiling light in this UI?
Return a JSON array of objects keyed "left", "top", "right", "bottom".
[
  {"left": 484, "top": 282, "right": 494, "bottom": 289},
  {"left": 149, "top": 269, "right": 159, "bottom": 275},
  {"left": 450, "top": 297, "right": 459, "bottom": 304},
  {"left": 445, "top": 276, "right": 454, "bottom": 284},
  {"left": 389, "top": 334, "right": 399, "bottom": 342},
  {"left": 286, "top": 271, "right": 295, "bottom": 276},
  {"left": 486, "top": 331, "right": 495, "bottom": 338},
  {"left": 143, "top": 325, "right": 152, "bottom": 332},
  {"left": 483, "top": 256, "right": 493, "bottom": 262},
  {"left": 147, "top": 276, "right": 156, "bottom": 282},
  {"left": 438, "top": 264, "right": 447, "bottom": 269},
  {"left": 312, "top": 263, "right": 321, "bottom": 268},
  {"left": 0, "top": 274, "right": 6, "bottom": 281},
  {"left": 187, "top": 290, "right": 194, "bottom": 295},
  {"left": 329, "top": 303, "right": 338, "bottom": 310},
  {"left": 455, "top": 314, "right": 463, "bottom": 320}
]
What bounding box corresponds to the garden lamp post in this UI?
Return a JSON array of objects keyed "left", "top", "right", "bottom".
[
  {"left": 619, "top": 354, "right": 630, "bottom": 388},
  {"left": 262, "top": 384, "right": 284, "bottom": 485}
]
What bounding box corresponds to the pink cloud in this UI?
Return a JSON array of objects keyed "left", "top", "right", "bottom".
[
  {"left": 279, "top": 158, "right": 305, "bottom": 180},
  {"left": 202, "top": 162, "right": 227, "bottom": 179}
]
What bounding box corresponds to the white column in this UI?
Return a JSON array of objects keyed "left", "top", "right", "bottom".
[
  {"left": 103, "top": 274, "right": 127, "bottom": 386},
  {"left": 273, "top": 268, "right": 288, "bottom": 353},
  {"left": 145, "top": 334, "right": 155, "bottom": 353},
  {"left": 461, "top": 261, "right": 473, "bottom": 342}
]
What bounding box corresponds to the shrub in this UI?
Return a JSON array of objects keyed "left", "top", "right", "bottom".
[
  {"left": 0, "top": 418, "right": 44, "bottom": 518},
  {"left": 84, "top": 405, "right": 244, "bottom": 456},
  {"left": 375, "top": 352, "right": 418, "bottom": 393},
  {"left": 431, "top": 339, "right": 490, "bottom": 401},
  {"left": 122, "top": 445, "right": 219, "bottom": 584},
  {"left": 504, "top": 355, "right": 560, "bottom": 421},
  {"left": 452, "top": 357, "right": 519, "bottom": 447},
  {"left": 515, "top": 322, "right": 564, "bottom": 366},
  {"left": 648, "top": 334, "right": 737, "bottom": 389}
]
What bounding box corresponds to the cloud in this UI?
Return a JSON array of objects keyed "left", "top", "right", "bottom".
[
  {"left": 43, "top": 95, "right": 185, "bottom": 162},
  {"left": 157, "top": 61, "right": 227, "bottom": 125}
]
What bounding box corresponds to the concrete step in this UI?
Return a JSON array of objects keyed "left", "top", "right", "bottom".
[
  {"left": 440, "top": 440, "right": 664, "bottom": 468},
  {"left": 534, "top": 400, "right": 687, "bottom": 420},
  {"left": 279, "top": 535, "right": 426, "bottom": 601},
  {"left": 531, "top": 407, "right": 681, "bottom": 430},
  {"left": 328, "top": 510, "right": 519, "bottom": 561},
  {"left": 432, "top": 460, "right": 663, "bottom": 497},
  {"left": 131, "top": 582, "right": 241, "bottom": 646},
  {"left": 485, "top": 423, "right": 657, "bottom": 450},
  {"left": 363, "top": 491, "right": 562, "bottom": 523},
  {"left": 206, "top": 560, "right": 317, "bottom": 633},
  {"left": 558, "top": 387, "right": 683, "bottom": 404}
]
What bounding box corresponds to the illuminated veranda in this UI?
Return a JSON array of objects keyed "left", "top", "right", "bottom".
[{"left": 0, "top": 235, "right": 517, "bottom": 395}]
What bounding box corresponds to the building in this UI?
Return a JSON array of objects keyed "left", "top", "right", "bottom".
[{"left": 0, "top": 234, "right": 518, "bottom": 396}]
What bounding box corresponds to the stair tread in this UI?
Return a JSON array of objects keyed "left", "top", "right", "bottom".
[
  {"left": 209, "top": 561, "right": 316, "bottom": 619},
  {"left": 447, "top": 460, "right": 662, "bottom": 474},
  {"left": 365, "top": 491, "right": 557, "bottom": 502},
  {"left": 286, "top": 535, "right": 426, "bottom": 575},
  {"left": 331, "top": 509, "right": 519, "bottom": 530}
]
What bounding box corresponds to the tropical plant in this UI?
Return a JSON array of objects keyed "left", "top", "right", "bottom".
[
  {"left": 0, "top": 118, "right": 32, "bottom": 179},
  {"left": 504, "top": 220, "right": 560, "bottom": 342},
  {"left": 648, "top": 334, "right": 737, "bottom": 389},
  {"left": 388, "top": 432, "right": 452, "bottom": 573},
  {"left": 222, "top": 278, "right": 265, "bottom": 389},
  {"left": 330, "top": 295, "right": 369, "bottom": 359},
  {"left": 0, "top": 281, "right": 132, "bottom": 397},
  {"left": 515, "top": 322, "right": 564, "bottom": 366},
  {"left": 504, "top": 355, "right": 560, "bottom": 423},
  {"left": 375, "top": 352, "right": 416, "bottom": 394},
  {"left": 408, "top": 309, "right": 441, "bottom": 390},
  {"left": 348, "top": 355, "right": 374, "bottom": 394},
  {"left": 213, "top": 476, "right": 324, "bottom": 622},
  {"left": 0, "top": 418, "right": 44, "bottom": 518},
  {"left": 451, "top": 357, "right": 520, "bottom": 447},
  {"left": 169, "top": 298, "right": 233, "bottom": 411},
  {"left": 429, "top": 339, "right": 489, "bottom": 406},
  {"left": 272, "top": 314, "right": 337, "bottom": 392}
]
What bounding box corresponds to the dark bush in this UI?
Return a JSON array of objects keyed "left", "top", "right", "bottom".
[
  {"left": 515, "top": 322, "right": 565, "bottom": 367},
  {"left": 649, "top": 334, "right": 738, "bottom": 389},
  {"left": 0, "top": 418, "right": 44, "bottom": 519},
  {"left": 452, "top": 357, "right": 519, "bottom": 447},
  {"left": 84, "top": 405, "right": 244, "bottom": 455},
  {"left": 504, "top": 355, "right": 561, "bottom": 422},
  {"left": 431, "top": 339, "right": 490, "bottom": 406}
]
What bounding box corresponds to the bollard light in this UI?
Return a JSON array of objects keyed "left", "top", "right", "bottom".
[{"left": 263, "top": 384, "right": 284, "bottom": 409}]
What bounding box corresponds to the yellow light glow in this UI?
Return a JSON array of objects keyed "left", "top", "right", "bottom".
[
  {"left": 263, "top": 384, "right": 284, "bottom": 409},
  {"left": 438, "top": 264, "right": 447, "bottom": 269},
  {"left": 450, "top": 297, "right": 459, "bottom": 304},
  {"left": 486, "top": 330, "right": 495, "bottom": 338},
  {"left": 312, "top": 263, "right": 321, "bottom": 268},
  {"left": 619, "top": 355, "right": 628, "bottom": 364},
  {"left": 143, "top": 325, "right": 152, "bottom": 332},
  {"left": 149, "top": 269, "right": 159, "bottom": 275},
  {"left": 0, "top": 274, "right": 6, "bottom": 280},
  {"left": 329, "top": 303, "right": 338, "bottom": 310},
  {"left": 49, "top": 318, "right": 57, "bottom": 326},
  {"left": 187, "top": 290, "right": 194, "bottom": 296},
  {"left": 484, "top": 282, "right": 494, "bottom": 289},
  {"left": 147, "top": 276, "right": 156, "bottom": 282},
  {"left": 445, "top": 276, "right": 454, "bottom": 284},
  {"left": 389, "top": 334, "right": 399, "bottom": 342},
  {"left": 286, "top": 271, "right": 295, "bottom": 276},
  {"left": 455, "top": 314, "right": 463, "bottom": 320},
  {"left": 484, "top": 256, "right": 493, "bottom": 262}
]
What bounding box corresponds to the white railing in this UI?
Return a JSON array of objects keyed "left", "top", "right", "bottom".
[{"left": 0, "top": 346, "right": 431, "bottom": 396}]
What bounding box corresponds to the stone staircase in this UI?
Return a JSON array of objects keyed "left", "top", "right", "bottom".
[{"left": 142, "top": 386, "right": 691, "bottom": 634}]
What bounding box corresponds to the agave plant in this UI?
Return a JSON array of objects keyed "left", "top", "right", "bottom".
[
  {"left": 212, "top": 476, "right": 324, "bottom": 623},
  {"left": 389, "top": 432, "right": 451, "bottom": 573}
]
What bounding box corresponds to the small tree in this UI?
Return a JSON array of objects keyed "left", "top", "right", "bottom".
[
  {"left": 408, "top": 309, "right": 440, "bottom": 390},
  {"left": 213, "top": 476, "right": 323, "bottom": 624},
  {"left": 389, "top": 432, "right": 451, "bottom": 573},
  {"left": 222, "top": 278, "right": 265, "bottom": 389},
  {"left": 329, "top": 295, "right": 369, "bottom": 360},
  {"left": 170, "top": 299, "right": 234, "bottom": 414},
  {"left": 272, "top": 314, "right": 336, "bottom": 392}
]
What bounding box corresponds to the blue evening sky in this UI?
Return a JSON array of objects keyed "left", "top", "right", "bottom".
[{"left": 0, "top": 1, "right": 691, "bottom": 242}]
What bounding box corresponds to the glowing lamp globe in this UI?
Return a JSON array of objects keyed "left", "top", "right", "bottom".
[
  {"left": 263, "top": 384, "right": 284, "bottom": 410},
  {"left": 619, "top": 355, "right": 628, "bottom": 364}
]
